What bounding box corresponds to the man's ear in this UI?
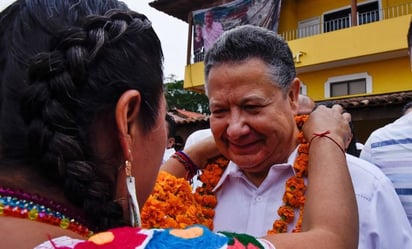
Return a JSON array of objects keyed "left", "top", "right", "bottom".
[
  {"left": 288, "top": 78, "right": 301, "bottom": 114},
  {"left": 115, "top": 89, "right": 142, "bottom": 159},
  {"left": 167, "top": 137, "right": 175, "bottom": 149}
]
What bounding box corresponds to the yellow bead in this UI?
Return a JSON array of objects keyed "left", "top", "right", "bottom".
[
  {"left": 60, "top": 217, "right": 70, "bottom": 229},
  {"left": 28, "top": 208, "right": 38, "bottom": 220},
  {"left": 0, "top": 203, "right": 4, "bottom": 215}
]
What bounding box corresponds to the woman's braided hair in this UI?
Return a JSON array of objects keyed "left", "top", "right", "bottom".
[{"left": 0, "top": 0, "right": 163, "bottom": 231}]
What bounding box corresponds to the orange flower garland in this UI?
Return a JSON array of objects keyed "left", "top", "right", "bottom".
[
  {"left": 269, "top": 114, "right": 309, "bottom": 233},
  {"left": 141, "top": 171, "right": 212, "bottom": 229},
  {"left": 141, "top": 115, "right": 309, "bottom": 234}
]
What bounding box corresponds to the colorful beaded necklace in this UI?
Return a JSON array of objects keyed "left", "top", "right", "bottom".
[{"left": 0, "top": 187, "right": 93, "bottom": 237}]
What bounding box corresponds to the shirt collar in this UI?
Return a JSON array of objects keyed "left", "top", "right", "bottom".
[{"left": 213, "top": 146, "right": 299, "bottom": 191}]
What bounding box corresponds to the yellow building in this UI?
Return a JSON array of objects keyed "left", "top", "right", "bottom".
[{"left": 150, "top": 0, "right": 412, "bottom": 142}]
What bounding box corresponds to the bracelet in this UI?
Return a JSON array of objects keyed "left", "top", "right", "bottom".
[
  {"left": 171, "top": 151, "right": 199, "bottom": 181},
  {"left": 308, "top": 130, "right": 346, "bottom": 155}
]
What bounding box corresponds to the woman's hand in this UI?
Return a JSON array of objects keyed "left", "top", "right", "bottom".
[{"left": 302, "top": 104, "right": 352, "bottom": 150}]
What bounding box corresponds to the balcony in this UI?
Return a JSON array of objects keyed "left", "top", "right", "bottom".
[{"left": 282, "top": 3, "right": 412, "bottom": 41}]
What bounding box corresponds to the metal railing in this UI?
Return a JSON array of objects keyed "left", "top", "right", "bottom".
[{"left": 281, "top": 2, "right": 412, "bottom": 41}]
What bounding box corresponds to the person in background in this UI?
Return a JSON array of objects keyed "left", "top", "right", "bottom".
[
  {"left": 297, "top": 94, "right": 316, "bottom": 115},
  {"left": 164, "top": 25, "right": 412, "bottom": 249},
  {"left": 201, "top": 10, "right": 224, "bottom": 52},
  {"left": 193, "top": 24, "right": 204, "bottom": 58},
  {"left": 360, "top": 100, "right": 412, "bottom": 225},
  {"left": 163, "top": 113, "right": 176, "bottom": 163},
  {"left": 173, "top": 135, "right": 184, "bottom": 151},
  {"left": 345, "top": 121, "right": 361, "bottom": 157},
  {"left": 316, "top": 101, "right": 361, "bottom": 157},
  {"left": 359, "top": 21, "right": 412, "bottom": 225},
  {"left": 0, "top": 1, "right": 359, "bottom": 249}
]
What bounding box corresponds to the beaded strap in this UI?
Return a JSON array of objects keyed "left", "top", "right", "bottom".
[
  {"left": 171, "top": 151, "right": 199, "bottom": 181},
  {"left": 0, "top": 187, "right": 93, "bottom": 237}
]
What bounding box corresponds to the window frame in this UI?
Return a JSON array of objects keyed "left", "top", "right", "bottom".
[{"left": 324, "top": 72, "right": 372, "bottom": 98}]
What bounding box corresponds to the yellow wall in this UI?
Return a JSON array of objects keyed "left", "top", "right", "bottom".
[
  {"left": 184, "top": 62, "right": 205, "bottom": 90},
  {"left": 299, "top": 56, "right": 412, "bottom": 101},
  {"left": 288, "top": 15, "right": 410, "bottom": 68}
]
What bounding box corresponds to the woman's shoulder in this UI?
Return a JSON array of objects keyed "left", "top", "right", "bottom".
[{"left": 0, "top": 216, "right": 84, "bottom": 249}]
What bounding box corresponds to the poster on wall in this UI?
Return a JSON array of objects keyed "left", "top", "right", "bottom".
[{"left": 192, "top": 0, "right": 282, "bottom": 57}]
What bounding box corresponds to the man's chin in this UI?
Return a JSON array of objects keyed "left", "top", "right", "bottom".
[{"left": 230, "top": 154, "right": 260, "bottom": 170}]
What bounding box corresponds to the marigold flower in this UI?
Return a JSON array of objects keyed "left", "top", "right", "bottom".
[
  {"left": 270, "top": 220, "right": 288, "bottom": 234},
  {"left": 277, "top": 205, "right": 295, "bottom": 223}
]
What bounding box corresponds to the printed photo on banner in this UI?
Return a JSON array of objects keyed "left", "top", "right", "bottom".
[{"left": 192, "top": 0, "right": 281, "bottom": 56}]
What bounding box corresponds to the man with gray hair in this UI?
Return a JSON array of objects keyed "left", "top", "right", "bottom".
[{"left": 204, "top": 25, "right": 412, "bottom": 248}]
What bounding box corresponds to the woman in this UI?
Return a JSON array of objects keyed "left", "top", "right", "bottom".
[{"left": 0, "top": 1, "right": 357, "bottom": 248}]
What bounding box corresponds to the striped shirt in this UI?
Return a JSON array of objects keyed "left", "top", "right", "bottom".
[{"left": 360, "top": 112, "right": 412, "bottom": 226}]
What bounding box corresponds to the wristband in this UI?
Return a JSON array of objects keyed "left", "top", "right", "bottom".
[{"left": 171, "top": 150, "right": 199, "bottom": 181}]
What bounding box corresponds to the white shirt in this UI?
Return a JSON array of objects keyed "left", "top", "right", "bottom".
[
  {"left": 213, "top": 149, "right": 412, "bottom": 249},
  {"left": 202, "top": 22, "right": 224, "bottom": 51},
  {"left": 162, "top": 147, "right": 176, "bottom": 163},
  {"left": 360, "top": 112, "right": 412, "bottom": 226},
  {"left": 185, "top": 128, "right": 212, "bottom": 148}
]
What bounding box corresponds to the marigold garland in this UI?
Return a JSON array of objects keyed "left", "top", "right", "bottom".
[{"left": 141, "top": 115, "right": 309, "bottom": 234}]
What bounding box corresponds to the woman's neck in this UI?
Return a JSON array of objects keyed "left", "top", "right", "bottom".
[
  {"left": 0, "top": 165, "right": 93, "bottom": 237},
  {"left": 0, "top": 164, "right": 82, "bottom": 216}
]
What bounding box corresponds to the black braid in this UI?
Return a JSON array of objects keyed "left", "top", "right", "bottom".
[{"left": 20, "top": 10, "right": 156, "bottom": 231}]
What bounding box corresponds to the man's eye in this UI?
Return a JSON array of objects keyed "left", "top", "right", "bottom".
[
  {"left": 211, "top": 109, "right": 225, "bottom": 114},
  {"left": 244, "top": 105, "right": 260, "bottom": 110},
  {"left": 211, "top": 107, "right": 230, "bottom": 117}
]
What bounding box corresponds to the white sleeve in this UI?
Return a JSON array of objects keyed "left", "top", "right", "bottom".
[
  {"left": 184, "top": 129, "right": 212, "bottom": 148},
  {"left": 361, "top": 172, "right": 412, "bottom": 248},
  {"left": 257, "top": 238, "right": 276, "bottom": 249}
]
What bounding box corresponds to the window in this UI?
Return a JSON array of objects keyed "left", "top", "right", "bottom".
[
  {"left": 330, "top": 79, "right": 366, "bottom": 96},
  {"left": 324, "top": 72, "right": 372, "bottom": 98},
  {"left": 323, "top": 1, "right": 380, "bottom": 33}
]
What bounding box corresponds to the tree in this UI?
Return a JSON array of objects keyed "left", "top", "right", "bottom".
[{"left": 164, "top": 80, "right": 210, "bottom": 114}]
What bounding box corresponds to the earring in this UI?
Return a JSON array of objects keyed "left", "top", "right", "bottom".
[{"left": 125, "top": 159, "right": 141, "bottom": 227}]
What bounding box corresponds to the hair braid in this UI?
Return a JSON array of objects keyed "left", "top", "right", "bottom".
[{"left": 20, "top": 10, "right": 153, "bottom": 231}]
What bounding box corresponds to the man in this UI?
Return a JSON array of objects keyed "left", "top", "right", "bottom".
[
  {"left": 297, "top": 94, "right": 316, "bottom": 114},
  {"left": 360, "top": 101, "right": 412, "bottom": 225},
  {"left": 359, "top": 21, "right": 412, "bottom": 226},
  {"left": 202, "top": 10, "right": 224, "bottom": 52},
  {"left": 203, "top": 25, "right": 411, "bottom": 248},
  {"left": 185, "top": 94, "right": 316, "bottom": 149},
  {"left": 163, "top": 114, "right": 176, "bottom": 163}
]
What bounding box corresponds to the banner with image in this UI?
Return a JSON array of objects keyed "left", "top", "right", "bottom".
[{"left": 192, "top": 0, "right": 282, "bottom": 55}]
